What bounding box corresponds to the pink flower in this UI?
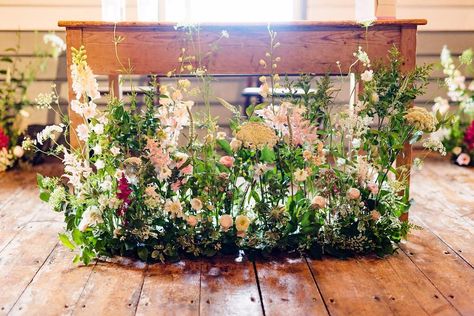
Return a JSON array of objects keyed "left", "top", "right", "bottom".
[
  {"left": 171, "top": 180, "right": 182, "bottom": 192},
  {"left": 456, "top": 153, "right": 471, "bottom": 166},
  {"left": 0, "top": 128, "right": 9, "bottom": 149},
  {"left": 117, "top": 173, "right": 132, "bottom": 216},
  {"left": 347, "top": 187, "right": 361, "bottom": 200},
  {"left": 219, "top": 156, "right": 235, "bottom": 168},
  {"left": 181, "top": 164, "right": 193, "bottom": 175},
  {"left": 463, "top": 120, "right": 474, "bottom": 150},
  {"left": 367, "top": 182, "right": 379, "bottom": 195}
]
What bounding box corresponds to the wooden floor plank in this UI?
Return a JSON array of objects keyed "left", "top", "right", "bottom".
[
  {"left": 200, "top": 257, "right": 263, "bottom": 315},
  {"left": 0, "top": 221, "right": 62, "bottom": 314},
  {"left": 416, "top": 161, "right": 474, "bottom": 220},
  {"left": 0, "top": 193, "right": 51, "bottom": 254},
  {"left": 72, "top": 259, "right": 147, "bottom": 316},
  {"left": 135, "top": 261, "right": 201, "bottom": 316},
  {"left": 308, "top": 257, "right": 395, "bottom": 315},
  {"left": 386, "top": 252, "right": 460, "bottom": 316},
  {"left": 8, "top": 245, "right": 95, "bottom": 316},
  {"left": 400, "top": 226, "right": 474, "bottom": 315},
  {"left": 255, "top": 257, "right": 329, "bottom": 315}
]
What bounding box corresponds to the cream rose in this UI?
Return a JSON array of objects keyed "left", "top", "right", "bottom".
[
  {"left": 219, "top": 214, "right": 233, "bottom": 231},
  {"left": 190, "top": 198, "right": 203, "bottom": 211},
  {"left": 311, "top": 195, "right": 327, "bottom": 209},
  {"left": 235, "top": 215, "right": 250, "bottom": 232}
]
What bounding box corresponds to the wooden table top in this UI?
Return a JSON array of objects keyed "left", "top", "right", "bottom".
[{"left": 58, "top": 19, "right": 428, "bottom": 29}]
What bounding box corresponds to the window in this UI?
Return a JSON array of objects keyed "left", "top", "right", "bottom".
[{"left": 165, "top": 0, "right": 301, "bottom": 22}]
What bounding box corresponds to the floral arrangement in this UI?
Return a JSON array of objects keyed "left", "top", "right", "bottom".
[
  {"left": 0, "top": 32, "right": 65, "bottom": 171},
  {"left": 31, "top": 28, "right": 447, "bottom": 264},
  {"left": 432, "top": 46, "right": 474, "bottom": 166}
]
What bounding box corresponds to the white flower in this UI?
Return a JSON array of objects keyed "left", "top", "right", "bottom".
[
  {"left": 78, "top": 206, "right": 103, "bottom": 232},
  {"left": 93, "top": 144, "right": 102, "bottom": 155},
  {"left": 37, "top": 124, "right": 63, "bottom": 145},
  {"left": 221, "top": 30, "right": 229, "bottom": 38},
  {"left": 354, "top": 46, "right": 371, "bottom": 67},
  {"left": 43, "top": 33, "right": 66, "bottom": 57},
  {"left": 13, "top": 146, "right": 24, "bottom": 158},
  {"left": 35, "top": 92, "right": 55, "bottom": 109},
  {"left": 293, "top": 168, "right": 309, "bottom": 182},
  {"left": 216, "top": 131, "right": 227, "bottom": 140},
  {"left": 95, "top": 159, "right": 105, "bottom": 170},
  {"left": 110, "top": 146, "right": 120, "bottom": 156},
  {"left": 99, "top": 176, "right": 113, "bottom": 192},
  {"left": 352, "top": 138, "right": 361, "bottom": 149},
  {"left": 76, "top": 124, "right": 89, "bottom": 142},
  {"left": 360, "top": 70, "right": 373, "bottom": 82},
  {"left": 432, "top": 97, "right": 450, "bottom": 115},
  {"left": 70, "top": 63, "right": 101, "bottom": 100},
  {"left": 83, "top": 102, "right": 97, "bottom": 119},
  {"left": 92, "top": 123, "right": 104, "bottom": 135},
  {"left": 190, "top": 198, "right": 203, "bottom": 211},
  {"left": 336, "top": 157, "right": 346, "bottom": 167}
]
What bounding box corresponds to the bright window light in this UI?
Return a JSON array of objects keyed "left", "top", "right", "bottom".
[{"left": 166, "top": 0, "right": 295, "bottom": 22}]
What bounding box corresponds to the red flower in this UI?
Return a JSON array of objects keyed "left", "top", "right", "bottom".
[
  {"left": 0, "top": 128, "right": 9, "bottom": 149},
  {"left": 464, "top": 120, "right": 474, "bottom": 151},
  {"left": 116, "top": 173, "right": 132, "bottom": 216}
]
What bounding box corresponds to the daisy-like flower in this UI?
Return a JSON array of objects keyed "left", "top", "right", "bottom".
[
  {"left": 293, "top": 168, "right": 309, "bottom": 182},
  {"left": 164, "top": 199, "right": 184, "bottom": 218}
]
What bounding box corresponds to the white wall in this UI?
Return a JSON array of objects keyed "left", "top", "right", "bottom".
[
  {"left": 308, "top": 0, "right": 474, "bottom": 31},
  {"left": 1, "top": 0, "right": 474, "bottom": 31}
]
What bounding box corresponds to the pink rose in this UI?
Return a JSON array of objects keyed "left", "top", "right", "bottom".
[{"left": 219, "top": 156, "right": 235, "bottom": 168}]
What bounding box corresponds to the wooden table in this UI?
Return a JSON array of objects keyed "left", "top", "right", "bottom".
[{"left": 59, "top": 20, "right": 427, "bottom": 220}]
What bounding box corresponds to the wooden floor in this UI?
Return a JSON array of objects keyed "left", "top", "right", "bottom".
[{"left": 0, "top": 157, "right": 473, "bottom": 316}]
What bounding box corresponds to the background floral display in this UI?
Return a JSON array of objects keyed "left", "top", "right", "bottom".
[
  {"left": 433, "top": 46, "right": 474, "bottom": 166},
  {"left": 0, "top": 33, "right": 65, "bottom": 171},
  {"left": 31, "top": 27, "right": 448, "bottom": 264}
]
